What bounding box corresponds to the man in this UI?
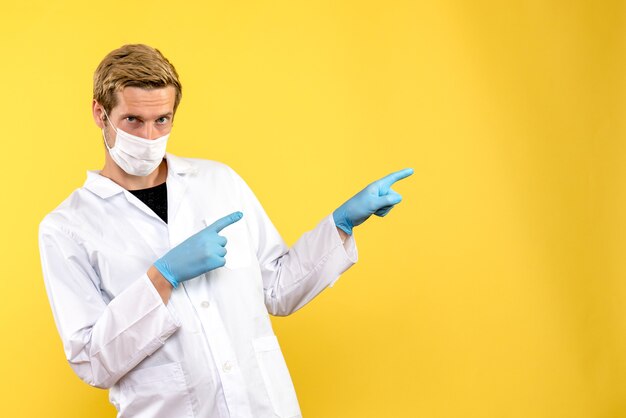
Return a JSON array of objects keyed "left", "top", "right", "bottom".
[{"left": 39, "top": 44, "right": 413, "bottom": 418}]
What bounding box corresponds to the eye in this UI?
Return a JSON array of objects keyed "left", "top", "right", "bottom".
[
  {"left": 156, "top": 117, "right": 169, "bottom": 124},
  {"left": 126, "top": 116, "right": 137, "bottom": 123}
]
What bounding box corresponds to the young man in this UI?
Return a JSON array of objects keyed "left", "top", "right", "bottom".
[{"left": 39, "top": 44, "right": 413, "bottom": 418}]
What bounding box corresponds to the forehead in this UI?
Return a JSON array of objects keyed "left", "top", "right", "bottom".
[{"left": 111, "top": 86, "right": 176, "bottom": 117}]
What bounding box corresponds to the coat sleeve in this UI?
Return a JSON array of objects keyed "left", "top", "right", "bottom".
[
  {"left": 228, "top": 168, "right": 358, "bottom": 316},
  {"left": 38, "top": 220, "right": 181, "bottom": 389}
]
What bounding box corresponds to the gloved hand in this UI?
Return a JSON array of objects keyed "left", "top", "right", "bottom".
[
  {"left": 154, "top": 211, "right": 243, "bottom": 288},
  {"left": 333, "top": 168, "right": 414, "bottom": 235}
]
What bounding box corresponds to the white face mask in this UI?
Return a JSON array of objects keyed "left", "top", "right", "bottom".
[{"left": 102, "top": 111, "right": 169, "bottom": 177}]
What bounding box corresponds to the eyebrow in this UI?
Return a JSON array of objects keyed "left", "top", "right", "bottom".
[{"left": 119, "top": 112, "right": 173, "bottom": 120}]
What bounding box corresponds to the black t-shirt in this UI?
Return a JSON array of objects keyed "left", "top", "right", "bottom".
[{"left": 128, "top": 182, "right": 168, "bottom": 223}]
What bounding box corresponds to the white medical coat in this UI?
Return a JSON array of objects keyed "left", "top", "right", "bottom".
[{"left": 39, "top": 154, "right": 358, "bottom": 418}]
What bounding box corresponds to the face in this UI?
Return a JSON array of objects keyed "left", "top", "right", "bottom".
[{"left": 93, "top": 86, "right": 176, "bottom": 145}]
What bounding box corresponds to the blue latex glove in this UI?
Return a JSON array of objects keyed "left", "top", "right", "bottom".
[
  {"left": 333, "top": 168, "right": 414, "bottom": 235},
  {"left": 154, "top": 211, "right": 243, "bottom": 288}
]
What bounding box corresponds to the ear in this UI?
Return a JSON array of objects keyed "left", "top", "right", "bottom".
[{"left": 92, "top": 100, "right": 106, "bottom": 129}]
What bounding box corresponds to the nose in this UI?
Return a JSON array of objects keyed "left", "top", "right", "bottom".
[{"left": 140, "top": 124, "right": 161, "bottom": 140}]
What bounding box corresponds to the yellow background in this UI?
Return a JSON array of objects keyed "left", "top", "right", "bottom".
[{"left": 1, "top": 1, "right": 625, "bottom": 417}]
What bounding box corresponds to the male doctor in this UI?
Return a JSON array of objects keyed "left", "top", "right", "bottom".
[{"left": 39, "top": 44, "right": 413, "bottom": 418}]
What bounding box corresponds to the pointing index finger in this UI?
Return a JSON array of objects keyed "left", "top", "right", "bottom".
[
  {"left": 379, "top": 168, "right": 414, "bottom": 187},
  {"left": 208, "top": 211, "right": 243, "bottom": 233}
]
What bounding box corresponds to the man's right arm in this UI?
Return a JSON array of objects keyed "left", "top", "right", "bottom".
[
  {"left": 39, "top": 221, "right": 181, "bottom": 389},
  {"left": 39, "top": 210, "right": 243, "bottom": 388},
  {"left": 147, "top": 265, "right": 173, "bottom": 304}
]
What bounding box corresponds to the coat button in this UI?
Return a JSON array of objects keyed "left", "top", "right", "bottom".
[
  {"left": 200, "top": 301, "right": 210, "bottom": 308},
  {"left": 222, "top": 361, "right": 232, "bottom": 372}
]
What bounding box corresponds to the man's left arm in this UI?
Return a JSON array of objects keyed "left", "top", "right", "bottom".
[
  {"left": 230, "top": 167, "right": 413, "bottom": 316},
  {"left": 336, "top": 227, "right": 349, "bottom": 243}
]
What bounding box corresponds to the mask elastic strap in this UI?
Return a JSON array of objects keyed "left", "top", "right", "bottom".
[
  {"left": 102, "top": 109, "right": 118, "bottom": 132},
  {"left": 102, "top": 109, "right": 117, "bottom": 150}
]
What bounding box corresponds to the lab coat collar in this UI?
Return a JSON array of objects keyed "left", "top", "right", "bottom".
[
  {"left": 83, "top": 153, "right": 197, "bottom": 199},
  {"left": 165, "top": 153, "right": 197, "bottom": 176}
]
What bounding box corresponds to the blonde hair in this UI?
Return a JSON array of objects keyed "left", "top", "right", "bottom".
[{"left": 93, "top": 44, "right": 182, "bottom": 115}]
